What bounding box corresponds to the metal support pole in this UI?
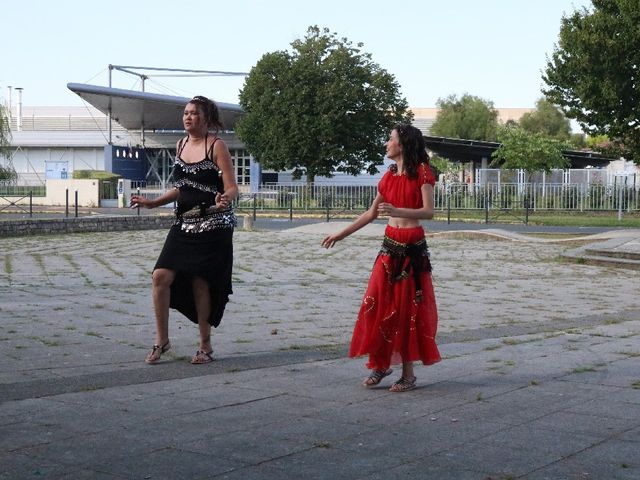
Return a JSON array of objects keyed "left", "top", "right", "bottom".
[
  {"left": 29, "top": 191, "right": 33, "bottom": 217},
  {"left": 108, "top": 65, "right": 113, "bottom": 144},
  {"left": 447, "top": 190, "right": 451, "bottom": 225},
  {"left": 618, "top": 183, "right": 623, "bottom": 221},
  {"left": 484, "top": 187, "right": 489, "bottom": 224},
  {"left": 65, "top": 189, "right": 69, "bottom": 218},
  {"left": 326, "top": 195, "right": 330, "bottom": 222},
  {"left": 74, "top": 190, "right": 78, "bottom": 218},
  {"left": 288, "top": 193, "right": 293, "bottom": 221},
  {"left": 252, "top": 194, "right": 257, "bottom": 221}
]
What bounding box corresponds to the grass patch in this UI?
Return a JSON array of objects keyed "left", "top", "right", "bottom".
[
  {"left": 570, "top": 366, "right": 598, "bottom": 374},
  {"left": 484, "top": 345, "right": 502, "bottom": 352},
  {"left": 434, "top": 210, "right": 640, "bottom": 228},
  {"left": 307, "top": 268, "right": 327, "bottom": 275},
  {"left": 90, "top": 255, "right": 124, "bottom": 278},
  {"left": 603, "top": 318, "right": 624, "bottom": 325}
]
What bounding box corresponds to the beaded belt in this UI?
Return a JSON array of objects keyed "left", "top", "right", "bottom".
[
  {"left": 380, "top": 236, "right": 428, "bottom": 257},
  {"left": 379, "top": 235, "right": 431, "bottom": 302},
  {"left": 175, "top": 205, "right": 237, "bottom": 233}
]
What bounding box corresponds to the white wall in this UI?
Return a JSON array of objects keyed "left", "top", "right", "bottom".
[{"left": 9, "top": 147, "right": 105, "bottom": 185}]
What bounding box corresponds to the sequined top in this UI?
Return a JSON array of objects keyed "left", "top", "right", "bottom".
[
  {"left": 173, "top": 134, "right": 237, "bottom": 233},
  {"left": 378, "top": 163, "right": 435, "bottom": 209}
]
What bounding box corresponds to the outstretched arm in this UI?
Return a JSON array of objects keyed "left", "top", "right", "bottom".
[
  {"left": 130, "top": 188, "right": 179, "bottom": 209},
  {"left": 321, "top": 192, "right": 384, "bottom": 248}
]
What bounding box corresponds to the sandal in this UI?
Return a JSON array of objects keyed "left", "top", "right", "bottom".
[
  {"left": 389, "top": 376, "right": 417, "bottom": 392},
  {"left": 190, "top": 350, "right": 214, "bottom": 364},
  {"left": 145, "top": 340, "right": 171, "bottom": 364},
  {"left": 362, "top": 369, "right": 393, "bottom": 387}
]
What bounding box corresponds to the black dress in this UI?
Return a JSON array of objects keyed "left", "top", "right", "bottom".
[{"left": 154, "top": 134, "right": 236, "bottom": 327}]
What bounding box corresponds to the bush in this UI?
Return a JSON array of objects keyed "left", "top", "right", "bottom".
[
  {"left": 0, "top": 165, "right": 17, "bottom": 184},
  {"left": 72, "top": 170, "right": 120, "bottom": 182}
]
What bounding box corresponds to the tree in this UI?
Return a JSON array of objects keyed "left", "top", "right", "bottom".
[
  {"left": 491, "top": 125, "right": 569, "bottom": 177},
  {"left": 0, "top": 104, "right": 16, "bottom": 183},
  {"left": 542, "top": 0, "right": 640, "bottom": 162},
  {"left": 430, "top": 93, "right": 499, "bottom": 141},
  {"left": 519, "top": 98, "right": 571, "bottom": 141},
  {"left": 237, "top": 26, "right": 412, "bottom": 183}
]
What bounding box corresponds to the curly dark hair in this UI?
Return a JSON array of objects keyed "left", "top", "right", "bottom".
[
  {"left": 189, "top": 95, "right": 224, "bottom": 133},
  {"left": 391, "top": 123, "right": 430, "bottom": 179}
]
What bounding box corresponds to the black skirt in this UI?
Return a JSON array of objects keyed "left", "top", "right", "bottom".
[{"left": 154, "top": 225, "right": 233, "bottom": 327}]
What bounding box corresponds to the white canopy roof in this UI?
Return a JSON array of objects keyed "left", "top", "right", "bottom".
[{"left": 67, "top": 83, "right": 243, "bottom": 131}]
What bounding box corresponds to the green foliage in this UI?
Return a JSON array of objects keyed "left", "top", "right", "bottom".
[
  {"left": 586, "top": 134, "right": 610, "bottom": 150},
  {"left": 72, "top": 170, "right": 121, "bottom": 200},
  {"left": 237, "top": 26, "right": 411, "bottom": 183},
  {"left": 542, "top": 0, "right": 640, "bottom": 162},
  {"left": 0, "top": 104, "right": 11, "bottom": 157},
  {"left": 491, "top": 125, "right": 569, "bottom": 174},
  {"left": 569, "top": 133, "right": 586, "bottom": 149},
  {"left": 72, "top": 170, "right": 120, "bottom": 181},
  {"left": 429, "top": 155, "right": 457, "bottom": 181},
  {"left": 519, "top": 98, "right": 571, "bottom": 141},
  {"left": 0, "top": 104, "right": 12, "bottom": 179},
  {"left": 430, "top": 93, "right": 499, "bottom": 141},
  {"left": 0, "top": 165, "right": 17, "bottom": 183}
]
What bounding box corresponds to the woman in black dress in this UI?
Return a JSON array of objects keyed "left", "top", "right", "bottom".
[{"left": 130, "top": 95, "right": 238, "bottom": 365}]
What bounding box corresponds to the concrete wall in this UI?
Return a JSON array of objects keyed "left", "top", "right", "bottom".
[
  {"left": 44, "top": 179, "right": 101, "bottom": 207},
  {"left": 4, "top": 179, "right": 102, "bottom": 207},
  {"left": 0, "top": 215, "right": 174, "bottom": 237}
]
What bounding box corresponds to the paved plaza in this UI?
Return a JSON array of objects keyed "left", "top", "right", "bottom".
[{"left": 1, "top": 221, "right": 639, "bottom": 479}]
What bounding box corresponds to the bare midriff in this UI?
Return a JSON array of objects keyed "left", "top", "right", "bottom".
[{"left": 387, "top": 217, "right": 420, "bottom": 228}]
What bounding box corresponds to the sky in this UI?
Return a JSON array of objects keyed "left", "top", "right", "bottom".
[{"left": 3, "top": 0, "right": 593, "bottom": 109}]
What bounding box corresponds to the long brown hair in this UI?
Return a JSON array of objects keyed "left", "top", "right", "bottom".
[
  {"left": 393, "top": 123, "right": 429, "bottom": 179},
  {"left": 189, "top": 95, "right": 224, "bottom": 133}
]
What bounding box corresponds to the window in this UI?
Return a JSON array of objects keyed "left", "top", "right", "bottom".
[{"left": 230, "top": 149, "right": 252, "bottom": 185}]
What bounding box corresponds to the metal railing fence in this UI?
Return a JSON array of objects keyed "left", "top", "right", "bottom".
[{"left": 234, "top": 182, "right": 639, "bottom": 214}]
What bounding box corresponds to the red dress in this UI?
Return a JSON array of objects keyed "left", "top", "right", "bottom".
[{"left": 349, "top": 163, "right": 441, "bottom": 370}]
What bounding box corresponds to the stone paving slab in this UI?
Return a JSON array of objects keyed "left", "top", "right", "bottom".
[{"left": 1, "top": 223, "right": 639, "bottom": 479}]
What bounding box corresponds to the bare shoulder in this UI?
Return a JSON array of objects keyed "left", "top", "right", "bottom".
[
  {"left": 211, "top": 136, "right": 230, "bottom": 154},
  {"left": 175, "top": 136, "right": 187, "bottom": 150}
]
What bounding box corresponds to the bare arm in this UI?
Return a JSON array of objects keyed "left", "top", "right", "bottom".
[
  {"left": 130, "top": 188, "right": 179, "bottom": 209},
  {"left": 213, "top": 138, "right": 238, "bottom": 208},
  {"left": 377, "top": 184, "right": 435, "bottom": 220},
  {"left": 321, "top": 192, "right": 384, "bottom": 248}
]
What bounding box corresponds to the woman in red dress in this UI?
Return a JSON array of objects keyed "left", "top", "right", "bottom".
[{"left": 322, "top": 124, "right": 440, "bottom": 392}]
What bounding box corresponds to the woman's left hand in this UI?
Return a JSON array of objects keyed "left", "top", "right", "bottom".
[
  {"left": 216, "top": 192, "right": 232, "bottom": 209},
  {"left": 377, "top": 202, "right": 397, "bottom": 216}
]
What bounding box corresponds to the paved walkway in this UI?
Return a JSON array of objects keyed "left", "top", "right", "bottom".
[{"left": 1, "top": 222, "right": 639, "bottom": 479}]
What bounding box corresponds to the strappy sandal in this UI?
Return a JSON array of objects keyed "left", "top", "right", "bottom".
[
  {"left": 389, "top": 376, "right": 417, "bottom": 392},
  {"left": 362, "top": 369, "right": 393, "bottom": 387},
  {"left": 190, "top": 350, "right": 214, "bottom": 364},
  {"left": 145, "top": 340, "right": 171, "bottom": 364}
]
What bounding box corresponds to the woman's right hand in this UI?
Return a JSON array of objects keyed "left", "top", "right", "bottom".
[
  {"left": 321, "top": 234, "right": 342, "bottom": 249},
  {"left": 130, "top": 195, "right": 151, "bottom": 209}
]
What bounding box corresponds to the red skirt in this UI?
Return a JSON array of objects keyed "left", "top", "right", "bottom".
[{"left": 349, "top": 225, "right": 441, "bottom": 370}]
